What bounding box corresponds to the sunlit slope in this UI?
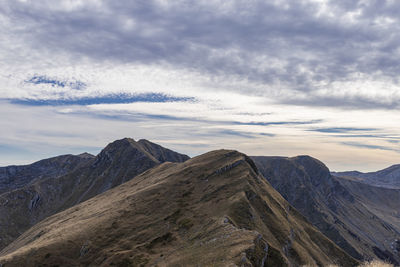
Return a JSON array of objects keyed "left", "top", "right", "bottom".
[
  {"left": 0, "top": 138, "right": 189, "bottom": 251},
  {"left": 0, "top": 150, "right": 357, "bottom": 266}
]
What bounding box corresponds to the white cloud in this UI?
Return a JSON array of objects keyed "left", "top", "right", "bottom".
[{"left": 1, "top": 0, "right": 400, "bottom": 170}]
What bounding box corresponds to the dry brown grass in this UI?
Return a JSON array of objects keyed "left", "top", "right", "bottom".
[
  {"left": 304, "top": 260, "right": 395, "bottom": 267},
  {"left": 0, "top": 150, "right": 361, "bottom": 267},
  {"left": 358, "top": 260, "right": 394, "bottom": 267}
]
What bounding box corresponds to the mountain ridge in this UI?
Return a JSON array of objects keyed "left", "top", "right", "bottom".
[
  {"left": 252, "top": 155, "right": 400, "bottom": 265},
  {"left": 0, "top": 138, "right": 189, "bottom": 251},
  {"left": 333, "top": 164, "right": 400, "bottom": 189},
  {"left": 0, "top": 153, "right": 95, "bottom": 194},
  {"left": 0, "top": 150, "right": 358, "bottom": 267}
]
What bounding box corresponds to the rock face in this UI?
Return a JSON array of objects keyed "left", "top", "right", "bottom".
[
  {"left": 333, "top": 164, "right": 400, "bottom": 189},
  {"left": 0, "top": 138, "right": 189, "bottom": 251},
  {"left": 0, "top": 150, "right": 358, "bottom": 267},
  {"left": 252, "top": 156, "right": 400, "bottom": 265},
  {"left": 0, "top": 153, "right": 94, "bottom": 194},
  {"left": 335, "top": 177, "right": 400, "bottom": 244}
]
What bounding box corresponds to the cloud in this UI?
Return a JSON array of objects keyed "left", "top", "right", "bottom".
[
  {"left": 1, "top": 1, "right": 400, "bottom": 171},
  {"left": 213, "top": 129, "right": 275, "bottom": 139},
  {"left": 9, "top": 93, "right": 196, "bottom": 106},
  {"left": 341, "top": 141, "right": 400, "bottom": 153},
  {"left": 283, "top": 93, "right": 400, "bottom": 110},
  {"left": 2, "top": 0, "right": 400, "bottom": 109},
  {"left": 60, "top": 105, "right": 323, "bottom": 127},
  {"left": 309, "top": 127, "right": 378, "bottom": 133},
  {"left": 234, "top": 119, "right": 323, "bottom": 127}
]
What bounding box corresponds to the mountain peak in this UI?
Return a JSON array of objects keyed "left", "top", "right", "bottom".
[
  {"left": 0, "top": 149, "right": 358, "bottom": 267},
  {"left": 0, "top": 138, "right": 191, "bottom": 252},
  {"left": 77, "top": 152, "right": 95, "bottom": 159},
  {"left": 291, "top": 155, "right": 331, "bottom": 180},
  {"left": 105, "top": 137, "right": 136, "bottom": 149},
  {"left": 94, "top": 138, "right": 149, "bottom": 164}
]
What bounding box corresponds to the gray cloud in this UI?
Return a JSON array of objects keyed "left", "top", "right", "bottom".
[
  {"left": 2, "top": 1, "right": 400, "bottom": 109},
  {"left": 309, "top": 127, "right": 378, "bottom": 133},
  {"left": 284, "top": 95, "right": 400, "bottom": 110},
  {"left": 63, "top": 107, "right": 322, "bottom": 127},
  {"left": 341, "top": 141, "right": 400, "bottom": 153}
]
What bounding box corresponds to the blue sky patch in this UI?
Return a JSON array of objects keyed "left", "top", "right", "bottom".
[
  {"left": 26, "top": 75, "right": 86, "bottom": 90},
  {"left": 10, "top": 93, "right": 196, "bottom": 106}
]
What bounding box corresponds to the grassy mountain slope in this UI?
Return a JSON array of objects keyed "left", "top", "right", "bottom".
[
  {"left": 0, "top": 138, "right": 189, "bottom": 251},
  {"left": 0, "top": 150, "right": 358, "bottom": 267}
]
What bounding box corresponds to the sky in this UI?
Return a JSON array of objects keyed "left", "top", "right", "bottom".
[{"left": 1, "top": 0, "right": 400, "bottom": 171}]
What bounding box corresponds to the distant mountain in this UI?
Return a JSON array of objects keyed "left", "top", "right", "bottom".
[
  {"left": 0, "top": 153, "right": 94, "bottom": 194},
  {"left": 252, "top": 156, "right": 400, "bottom": 265},
  {"left": 335, "top": 176, "right": 400, "bottom": 236},
  {"left": 333, "top": 164, "right": 400, "bottom": 189},
  {"left": 0, "top": 150, "right": 358, "bottom": 267},
  {"left": 0, "top": 138, "right": 189, "bottom": 251}
]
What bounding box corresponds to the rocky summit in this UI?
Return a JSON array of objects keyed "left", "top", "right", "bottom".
[{"left": 0, "top": 138, "right": 189, "bottom": 251}]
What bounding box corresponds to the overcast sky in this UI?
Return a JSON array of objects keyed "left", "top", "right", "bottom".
[{"left": 1, "top": 0, "right": 400, "bottom": 171}]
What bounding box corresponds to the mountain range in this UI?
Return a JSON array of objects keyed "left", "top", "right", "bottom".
[
  {"left": 0, "top": 138, "right": 189, "bottom": 251},
  {"left": 0, "top": 138, "right": 398, "bottom": 266},
  {"left": 333, "top": 166, "right": 400, "bottom": 189},
  {"left": 252, "top": 156, "right": 400, "bottom": 265}
]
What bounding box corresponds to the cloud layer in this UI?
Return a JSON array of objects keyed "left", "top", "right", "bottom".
[
  {"left": 1, "top": 0, "right": 400, "bottom": 170},
  {"left": 2, "top": 0, "right": 400, "bottom": 108}
]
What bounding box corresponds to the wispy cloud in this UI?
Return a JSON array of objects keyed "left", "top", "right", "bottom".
[
  {"left": 64, "top": 107, "right": 323, "bottom": 127},
  {"left": 235, "top": 120, "right": 323, "bottom": 127},
  {"left": 9, "top": 93, "right": 196, "bottom": 106},
  {"left": 309, "top": 127, "right": 378, "bottom": 133},
  {"left": 341, "top": 142, "right": 400, "bottom": 153}
]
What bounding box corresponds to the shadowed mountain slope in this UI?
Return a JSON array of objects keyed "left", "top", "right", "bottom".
[
  {"left": 334, "top": 177, "right": 400, "bottom": 232},
  {"left": 333, "top": 165, "right": 400, "bottom": 189},
  {"left": 0, "top": 138, "right": 189, "bottom": 251},
  {"left": 252, "top": 156, "right": 400, "bottom": 265},
  {"left": 0, "top": 153, "right": 94, "bottom": 194},
  {"left": 0, "top": 150, "right": 358, "bottom": 267},
  {"left": 335, "top": 176, "right": 400, "bottom": 253},
  {"left": 136, "top": 139, "right": 190, "bottom": 163}
]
